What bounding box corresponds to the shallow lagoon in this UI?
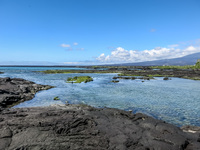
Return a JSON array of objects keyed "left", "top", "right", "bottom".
[{"left": 0, "top": 67, "right": 200, "bottom": 126}]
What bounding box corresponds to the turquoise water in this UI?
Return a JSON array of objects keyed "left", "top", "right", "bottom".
[{"left": 0, "top": 67, "right": 200, "bottom": 127}]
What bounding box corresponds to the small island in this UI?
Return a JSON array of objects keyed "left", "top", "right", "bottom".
[{"left": 66, "top": 76, "right": 93, "bottom": 83}]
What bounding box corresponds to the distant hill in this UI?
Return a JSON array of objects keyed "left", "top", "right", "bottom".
[{"left": 113, "top": 52, "right": 200, "bottom": 66}]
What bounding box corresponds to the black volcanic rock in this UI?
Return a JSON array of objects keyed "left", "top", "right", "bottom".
[
  {"left": 163, "top": 77, "right": 171, "bottom": 80},
  {"left": 0, "top": 77, "right": 199, "bottom": 149},
  {"left": 119, "top": 69, "right": 200, "bottom": 80},
  {"left": 0, "top": 77, "right": 54, "bottom": 108},
  {"left": 0, "top": 104, "right": 199, "bottom": 150}
]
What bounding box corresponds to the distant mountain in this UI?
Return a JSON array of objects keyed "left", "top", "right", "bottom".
[{"left": 113, "top": 52, "right": 200, "bottom": 66}]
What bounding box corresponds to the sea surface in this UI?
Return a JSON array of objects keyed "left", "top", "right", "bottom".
[{"left": 0, "top": 66, "right": 200, "bottom": 127}]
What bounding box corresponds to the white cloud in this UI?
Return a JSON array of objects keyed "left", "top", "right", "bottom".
[
  {"left": 96, "top": 45, "right": 200, "bottom": 63},
  {"left": 185, "top": 46, "right": 196, "bottom": 51},
  {"left": 73, "top": 42, "right": 78, "bottom": 46},
  {"left": 61, "top": 44, "right": 70, "bottom": 48},
  {"left": 96, "top": 53, "right": 106, "bottom": 61},
  {"left": 61, "top": 42, "right": 84, "bottom": 51}
]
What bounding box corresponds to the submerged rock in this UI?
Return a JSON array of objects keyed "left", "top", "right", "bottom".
[
  {"left": 112, "top": 76, "right": 118, "bottom": 79},
  {"left": 163, "top": 77, "right": 171, "bottom": 80},
  {"left": 0, "top": 77, "right": 54, "bottom": 108},
  {"left": 0, "top": 104, "right": 199, "bottom": 150},
  {"left": 113, "top": 76, "right": 154, "bottom": 80},
  {"left": 111, "top": 80, "right": 119, "bottom": 83}
]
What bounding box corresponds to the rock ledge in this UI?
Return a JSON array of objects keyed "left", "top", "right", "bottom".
[
  {"left": 0, "top": 77, "right": 54, "bottom": 108},
  {"left": 0, "top": 104, "right": 199, "bottom": 150}
]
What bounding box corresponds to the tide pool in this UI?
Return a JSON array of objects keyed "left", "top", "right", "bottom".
[{"left": 0, "top": 67, "right": 200, "bottom": 127}]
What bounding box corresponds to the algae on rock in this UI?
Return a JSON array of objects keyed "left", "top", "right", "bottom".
[{"left": 66, "top": 76, "right": 93, "bottom": 83}]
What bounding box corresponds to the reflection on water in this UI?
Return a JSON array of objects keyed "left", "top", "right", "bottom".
[{"left": 0, "top": 67, "right": 200, "bottom": 127}]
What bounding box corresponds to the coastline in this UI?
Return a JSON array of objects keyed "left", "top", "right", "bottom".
[
  {"left": 0, "top": 77, "right": 54, "bottom": 109},
  {"left": 0, "top": 104, "right": 200, "bottom": 149},
  {"left": 37, "top": 67, "right": 200, "bottom": 80},
  {"left": 0, "top": 77, "right": 200, "bottom": 149}
]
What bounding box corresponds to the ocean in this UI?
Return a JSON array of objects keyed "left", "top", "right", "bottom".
[{"left": 0, "top": 66, "right": 200, "bottom": 127}]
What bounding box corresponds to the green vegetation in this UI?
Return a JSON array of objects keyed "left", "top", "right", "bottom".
[
  {"left": 196, "top": 60, "right": 200, "bottom": 68},
  {"left": 147, "top": 74, "right": 164, "bottom": 77},
  {"left": 182, "top": 76, "right": 200, "bottom": 80},
  {"left": 150, "top": 65, "right": 197, "bottom": 70},
  {"left": 38, "top": 70, "right": 119, "bottom": 74},
  {"left": 54, "top": 96, "right": 60, "bottom": 100},
  {"left": 151, "top": 60, "right": 200, "bottom": 70},
  {"left": 66, "top": 76, "right": 93, "bottom": 83},
  {"left": 147, "top": 74, "right": 174, "bottom": 77},
  {"left": 37, "top": 70, "right": 81, "bottom": 74}
]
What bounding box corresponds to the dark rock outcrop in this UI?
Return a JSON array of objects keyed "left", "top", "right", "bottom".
[
  {"left": 111, "top": 80, "right": 119, "bottom": 83},
  {"left": 0, "top": 77, "right": 54, "bottom": 108},
  {"left": 113, "top": 76, "right": 154, "bottom": 80},
  {"left": 113, "top": 76, "right": 136, "bottom": 80},
  {"left": 163, "top": 77, "right": 171, "bottom": 80},
  {"left": 120, "top": 69, "right": 200, "bottom": 80},
  {"left": 0, "top": 104, "right": 199, "bottom": 150}
]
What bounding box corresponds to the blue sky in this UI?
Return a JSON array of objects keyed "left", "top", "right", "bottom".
[{"left": 0, "top": 0, "right": 200, "bottom": 65}]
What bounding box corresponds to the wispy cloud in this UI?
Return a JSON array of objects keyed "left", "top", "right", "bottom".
[
  {"left": 61, "top": 42, "right": 84, "bottom": 51},
  {"left": 73, "top": 42, "right": 78, "bottom": 46},
  {"left": 96, "top": 45, "right": 200, "bottom": 63},
  {"left": 61, "top": 44, "right": 71, "bottom": 48}
]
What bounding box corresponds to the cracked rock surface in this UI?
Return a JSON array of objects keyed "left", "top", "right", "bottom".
[
  {"left": 0, "top": 77, "right": 54, "bottom": 108},
  {"left": 0, "top": 104, "right": 200, "bottom": 150}
]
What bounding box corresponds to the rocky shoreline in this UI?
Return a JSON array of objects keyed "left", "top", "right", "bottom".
[
  {"left": 119, "top": 69, "right": 200, "bottom": 80},
  {"left": 0, "top": 77, "right": 54, "bottom": 109},
  {"left": 39, "top": 67, "right": 200, "bottom": 80},
  {"left": 0, "top": 104, "right": 200, "bottom": 150},
  {"left": 0, "top": 77, "right": 200, "bottom": 149}
]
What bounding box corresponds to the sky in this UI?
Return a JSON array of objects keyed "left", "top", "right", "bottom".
[{"left": 0, "top": 0, "right": 200, "bottom": 65}]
